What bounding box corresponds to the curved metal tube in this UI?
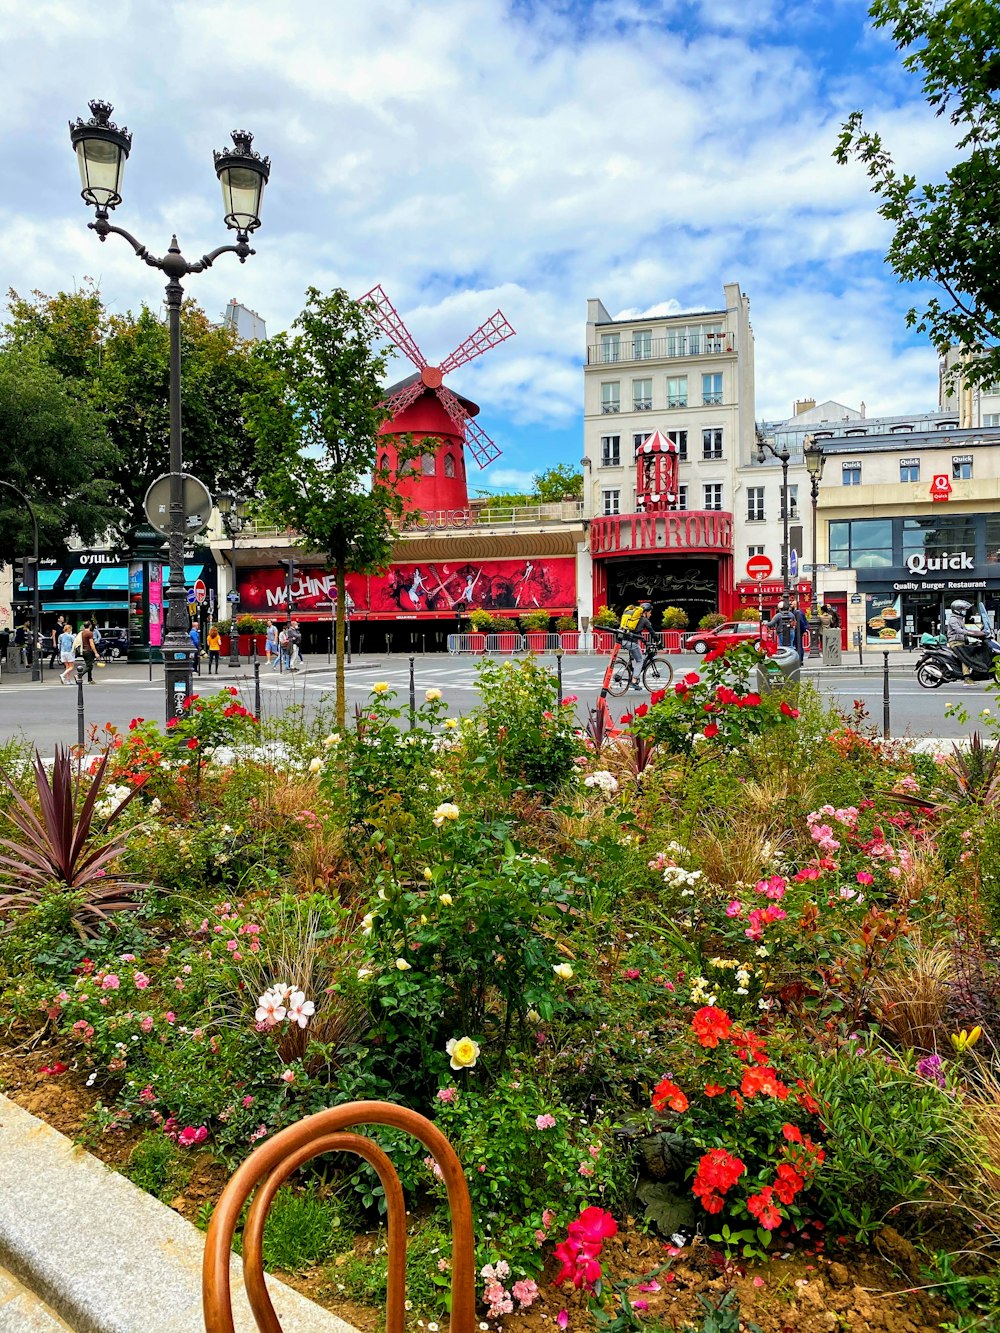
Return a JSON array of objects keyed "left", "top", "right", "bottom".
[
  {"left": 202, "top": 1101, "right": 476, "bottom": 1333},
  {"left": 241, "top": 1132, "right": 405, "bottom": 1333}
]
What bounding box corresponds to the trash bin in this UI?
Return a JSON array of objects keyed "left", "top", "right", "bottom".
[
  {"left": 821, "top": 629, "right": 842, "bottom": 667},
  {"left": 755, "top": 645, "right": 801, "bottom": 692}
]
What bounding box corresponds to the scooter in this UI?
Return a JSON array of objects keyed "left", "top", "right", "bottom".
[{"left": 915, "top": 639, "right": 1000, "bottom": 688}]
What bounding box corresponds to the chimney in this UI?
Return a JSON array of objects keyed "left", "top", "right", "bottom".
[
  {"left": 860, "top": 400, "right": 866, "bottom": 418},
  {"left": 793, "top": 398, "right": 816, "bottom": 417}
]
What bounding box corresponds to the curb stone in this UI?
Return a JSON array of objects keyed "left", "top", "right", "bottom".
[
  {"left": 0, "top": 1094, "right": 358, "bottom": 1333},
  {"left": 0, "top": 1266, "right": 74, "bottom": 1332}
]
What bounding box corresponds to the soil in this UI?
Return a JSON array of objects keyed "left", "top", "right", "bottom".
[{"left": 0, "top": 1037, "right": 955, "bottom": 1332}]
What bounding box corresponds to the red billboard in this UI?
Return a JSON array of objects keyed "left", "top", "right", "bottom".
[{"left": 237, "top": 557, "right": 577, "bottom": 620}]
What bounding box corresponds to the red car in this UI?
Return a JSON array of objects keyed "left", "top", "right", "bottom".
[{"left": 683, "top": 621, "right": 768, "bottom": 654}]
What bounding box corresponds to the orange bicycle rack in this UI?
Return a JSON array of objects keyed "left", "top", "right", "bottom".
[{"left": 202, "top": 1101, "right": 476, "bottom": 1333}]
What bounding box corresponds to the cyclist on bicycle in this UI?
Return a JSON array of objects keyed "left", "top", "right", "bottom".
[{"left": 623, "top": 600, "right": 654, "bottom": 691}]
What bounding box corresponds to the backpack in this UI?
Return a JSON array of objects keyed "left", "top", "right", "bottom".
[{"left": 620, "top": 604, "right": 644, "bottom": 632}]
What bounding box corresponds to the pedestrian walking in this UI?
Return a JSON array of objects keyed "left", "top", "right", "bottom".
[
  {"left": 59, "top": 622, "right": 76, "bottom": 684},
  {"left": 266, "top": 620, "right": 278, "bottom": 670},
  {"left": 278, "top": 624, "right": 290, "bottom": 671},
  {"left": 48, "top": 617, "right": 65, "bottom": 670},
  {"left": 206, "top": 623, "right": 222, "bottom": 674},
  {"left": 288, "top": 620, "right": 303, "bottom": 671},
  {"left": 13, "top": 623, "right": 26, "bottom": 667},
  {"left": 80, "top": 621, "right": 97, "bottom": 682},
  {"left": 189, "top": 623, "right": 201, "bottom": 675}
]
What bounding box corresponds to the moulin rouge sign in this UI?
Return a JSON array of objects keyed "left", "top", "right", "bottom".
[{"left": 589, "top": 511, "right": 733, "bottom": 556}]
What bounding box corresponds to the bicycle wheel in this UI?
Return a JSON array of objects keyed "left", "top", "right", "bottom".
[
  {"left": 606, "top": 649, "right": 634, "bottom": 697},
  {"left": 641, "top": 653, "right": 674, "bottom": 691}
]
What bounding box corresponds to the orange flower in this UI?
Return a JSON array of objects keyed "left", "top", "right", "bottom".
[
  {"left": 691, "top": 1006, "right": 733, "bottom": 1048},
  {"left": 741, "top": 1065, "right": 789, "bottom": 1100},
  {"left": 652, "top": 1077, "right": 689, "bottom": 1114},
  {"left": 704, "top": 1082, "right": 727, "bottom": 1098}
]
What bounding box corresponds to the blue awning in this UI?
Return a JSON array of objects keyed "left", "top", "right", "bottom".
[
  {"left": 91, "top": 567, "right": 130, "bottom": 590},
  {"left": 18, "top": 570, "right": 61, "bottom": 591},
  {"left": 64, "top": 569, "right": 86, "bottom": 590},
  {"left": 41, "top": 601, "right": 128, "bottom": 612}
]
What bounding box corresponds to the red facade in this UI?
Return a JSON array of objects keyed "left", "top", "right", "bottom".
[{"left": 376, "top": 390, "right": 472, "bottom": 513}]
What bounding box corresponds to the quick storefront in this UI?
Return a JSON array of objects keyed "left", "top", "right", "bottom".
[{"left": 828, "top": 513, "right": 1000, "bottom": 647}]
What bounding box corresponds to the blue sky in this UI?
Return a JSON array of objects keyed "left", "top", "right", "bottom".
[{"left": 1, "top": 0, "right": 958, "bottom": 492}]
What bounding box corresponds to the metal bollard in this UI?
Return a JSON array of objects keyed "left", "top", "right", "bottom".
[
  {"left": 253, "top": 661, "right": 261, "bottom": 720},
  {"left": 76, "top": 672, "right": 85, "bottom": 748},
  {"left": 882, "top": 651, "right": 890, "bottom": 739},
  {"left": 555, "top": 647, "right": 564, "bottom": 702},
  {"left": 409, "top": 655, "right": 416, "bottom": 731}
]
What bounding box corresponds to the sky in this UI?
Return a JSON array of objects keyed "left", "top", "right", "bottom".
[{"left": 0, "top": 0, "right": 960, "bottom": 494}]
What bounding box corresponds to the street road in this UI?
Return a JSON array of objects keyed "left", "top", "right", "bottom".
[{"left": 0, "top": 652, "right": 992, "bottom": 753}]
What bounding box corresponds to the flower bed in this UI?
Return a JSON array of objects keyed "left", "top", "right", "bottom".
[{"left": 0, "top": 654, "right": 997, "bottom": 1332}]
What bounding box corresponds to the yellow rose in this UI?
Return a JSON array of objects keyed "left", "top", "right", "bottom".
[
  {"left": 432, "top": 802, "right": 460, "bottom": 826},
  {"left": 373, "top": 682, "right": 390, "bottom": 694},
  {"left": 323, "top": 733, "right": 341, "bottom": 748},
  {"left": 425, "top": 688, "right": 443, "bottom": 702},
  {"left": 423, "top": 867, "right": 434, "bottom": 882},
  {"left": 446, "top": 1035, "right": 481, "bottom": 1070},
  {"left": 553, "top": 963, "right": 574, "bottom": 981},
  {"left": 308, "top": 757, "right": 323, "bottom": 774},
  {"left": 444, "top": 718, "right": 458, "bottom": 730},
  {"left": 438, "top": 893, "right": 453, "bottom": 907},
  {"left": 395, "top": 958, "right": 412, "bottom": 971}
]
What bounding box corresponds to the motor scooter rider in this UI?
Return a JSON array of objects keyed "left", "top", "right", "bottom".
[{"left": 945, "top": 598, "right": 992, "bottom": 681}]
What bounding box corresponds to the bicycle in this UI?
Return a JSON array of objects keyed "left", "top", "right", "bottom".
[{"left": 606, "top": 631, "right": 674, "bottom": 696}]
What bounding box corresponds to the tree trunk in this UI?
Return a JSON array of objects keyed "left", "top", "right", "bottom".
[{"left": 335, "top": 560, "right": 346, "bottom": 730}]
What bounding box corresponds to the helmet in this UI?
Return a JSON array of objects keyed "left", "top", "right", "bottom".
[
  {"left": 640, "top": 600, "right": 652, "bottom": 609},
  {"left": 951, "top": 599, "right": 972, "bottom": 613}
]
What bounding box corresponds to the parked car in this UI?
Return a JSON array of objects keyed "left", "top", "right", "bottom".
[
  {"left": 684, "top": 621, "right": 765, "bottom": 654},
  {"left": 95, "top": 626, "right": 130, "bottom": 660}
]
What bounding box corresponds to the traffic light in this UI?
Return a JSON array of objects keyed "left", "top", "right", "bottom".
[
  {"left": 278, "top": 558, "right": 296, "bottom": 612},
  {"left": 13, "top": 557, "right": 36, "bottom": 591}
]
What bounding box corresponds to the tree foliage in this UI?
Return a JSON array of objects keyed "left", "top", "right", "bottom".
[
  {"left": 245, "top": 286, "right": 402, "bottom": 726},
  {"left": 476, "top": 463, "right": 583, "bottom": 511},
  {"left": 835, "top": 0, "right": 1000, "bottom": 387},
  {"left": 4, "top": 284, "right": 276, "bottom": 538},
  {"left": 0, "top": 343, "right": 118, "bottom": 563}
]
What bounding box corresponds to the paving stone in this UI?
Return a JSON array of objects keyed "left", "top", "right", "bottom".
[
  {"left": 0, "top": 1095, "right": 357, "bottom": 1333},
  {"left": 0, "top": 1264, "right": 74, "bottom": 1331}
]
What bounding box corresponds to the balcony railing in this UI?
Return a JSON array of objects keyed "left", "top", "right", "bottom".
[
  {"left": 600, "top": 402, "right": 621, "bottom": 414},
  {"left": 397, "top": 500, "right": 585, "bottom": 533},
  {"left": 633, "top": 399, "right": 653, "bottom": 411},
  {"left": 588, "top": 334, "right": 735, "bottom": 365}
]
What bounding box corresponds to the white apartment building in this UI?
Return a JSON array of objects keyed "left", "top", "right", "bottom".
[{"left": 581, "top": 283, "right": 756, "bottom": 624}]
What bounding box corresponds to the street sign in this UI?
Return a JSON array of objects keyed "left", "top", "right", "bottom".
[
  {"left": 802, "top": 562, "right": 836, "bottom": 573},
  {"left": 186, "top": 589, "right": 196, "bottom": 605},
  {"left": 194, "top": 578, "right": 207, "bottom": 605},
  {"left": 143, "top": 473, "right": 213, "bottom": 539},
  {"left": 789, "top": 549, "right": 799, "bottom": 579},
  {"left": 746, "top": 554, "right": 773, "bottom": 581},
  {"left": 226, "top": 591, "right": 240, "bottom": 605}
]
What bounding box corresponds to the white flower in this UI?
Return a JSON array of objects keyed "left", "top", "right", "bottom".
[
  {"left": 361, "top": 913, "right": 375, "bottom": 935},
  {"left": 395, "top": 958, "right": 412, "bottom": 971},
  {"left": 255, "top": 985, "right": 288, "bottom": 1027},
  {"left": 357, "top": 968, "right": 373, "bottom": 980},
  {"left": 425, "top": 688, "right": 442, "bottom": 702},
  {"left": 583, "top": 770, "right": 618, "bottom": 794},
  {"left": 432, "top": 802, "right": 460, "bottom": 826},
  {"left": 149, "top": 798, "right": 161, "bottom": 815},
  {"left": 322, "top": 733, "right": 341, "bottom": 748},
  {"left": 308, "top": 757, "right": 323, "bottom": 774},
  {"left": 286, "top": 990, "right": 316, "bottom": 1028},
  {"left": 553, "top": 963, "right": 574, "bottom": 981}
]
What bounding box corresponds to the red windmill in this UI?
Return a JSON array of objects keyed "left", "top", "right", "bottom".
[{"left": 359, "top": 284, "right": 515, "bottom": 513}]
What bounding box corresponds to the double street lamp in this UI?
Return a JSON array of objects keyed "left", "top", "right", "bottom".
[
  {"left": 216, "top": 492, "right": 248, "bottom": 667},
  {"left": 804, "top": 434, "right": 826, "bottom": 659},
  {"left": 755, "top": 428, "right": 792, "bottom": 600},
  {"left": 68, "top": 100, "right": 270, "bottom": 723}
]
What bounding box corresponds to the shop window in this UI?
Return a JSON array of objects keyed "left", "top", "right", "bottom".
[
  {"left": 903, "top": 516, "right": 977, "bottom": 561},
  {"left": 899, "top": 460, "right": 919, "bottom": 482},
  {"left": 953, "top": 457, "right": 973, "bottom": 480},
  {"left": 829, "top": 517, "right": 892, "bottom": 569},
  {"left": 443, "top": 453, "right": 456, "bottom": 478}
]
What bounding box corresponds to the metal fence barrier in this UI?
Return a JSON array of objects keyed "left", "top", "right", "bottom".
[{"left": 445, "top": 630, "right": 683, "bottom": 655}]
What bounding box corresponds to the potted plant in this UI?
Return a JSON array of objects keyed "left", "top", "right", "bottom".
[
  {"left": 698, "top": 611, "right": 727, "bottom": 631},
  {"left": 519, "top": 610, "right": 551, "bottom": 652},
  {"left": 591, "top": 604, "right": 618, "bottom": 652},
  {"left": 659, "top": 606, "right": 688, "bottom": 650},
  {"left": 467, "top": 607, "right": 495, "bottom": 652},
  {"left": 231, "top": 613, "right": 269, "bottom": 658},
  {"left": 735, "top": 605, "right": 762, "bottom": 621},
  {"left": 555, "top": 613, "right": 579, "bottom": 652}
]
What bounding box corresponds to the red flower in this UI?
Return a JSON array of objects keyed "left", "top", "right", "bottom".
[
  {"left": 780, "top": 701, "right": 800, "bottom": 719},
  {"left": 794, "top": 864, "right": 822, "bottom": 881},
  {"left": 128, "top": 718, "right": 144, "bottom": 731},
  {"left": 774, "top": 1163, "right": 804, "bottom": 1204},
  {"left": 633, "top": 703, "right": 649, "bottom": 718},
  {"left": 738, "top": 692, "right": 762, "bottom": 708},
  {"left": 652, "top": 1077, "right": 689, "bottom": 1114},
  {"left": 703, "top": 722, "right": 720, "bottom": 740},
  {"left": 740, "top": 1065, "right": 789, "bottom": 1100},
  {"left": 795, "top": 1081, "right": 821, "bottom": 1115},
  {"left": 691, "top": 1006, "right": 732, "bottom": 1048},
  {"left": 704, "top": 1082, "right": 727, "bottom": 1098},
  {"left": 782, "top": 1123, "right": 803, "bottom": 1143},
  {"left": 692, "top": 1149, "right": 745, "bottom": 1214},
  {"left": 650, "top": 689, "right": 666, "bottom": 706},
  {"left": 38, "top": 1062, "right": 67, "bottom": 1076},
  {"left": 747, "top": 1186, "right": 783, "bottom": 1231},
  {"left": 186, "top": 738, "right": 199, "bottom": 750}
]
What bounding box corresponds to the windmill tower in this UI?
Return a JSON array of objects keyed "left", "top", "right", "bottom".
[{"left": 359, "top": 285, "right": 515, "bottom": 512}]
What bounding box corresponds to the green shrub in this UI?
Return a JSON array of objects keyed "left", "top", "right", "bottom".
[
  {"left": 661, "top": 606, "right": 689, "bottom": 629},
  {"left": 591, "top": 605, "right": 618, "bottom": 629},
  {"left": 463, "top": 658, "right": 584, "bottom": 792},
  {"left": 126, "top": 1131, "right": 191, "bottom": 1202},
  {"left": 555, "top": 614, "right": 577, "bottom": 632},
  {"left": 698, "top": 611, "right": 727, "bottom": 630},
  {"left": 260, "top": 1186, "right": 340, "bottom": 1271},
  {"left": 519, "top": 611, "right": 550, "bottom": 633}
]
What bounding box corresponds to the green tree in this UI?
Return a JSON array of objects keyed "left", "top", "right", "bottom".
[
  {"left": 0, "top": 345, "right": 118, "bottom": 563},
  {"left": 4, "top": 286, "right": 275, "bottom": 538},
  {"left": 246, "top": 287, "right": 404, "bottom": 727},
  {"left": 475, "top": 463, "right": 583, "bottom": 511},
  {"left": 835, "top": 0, "right": 1000, "bottom": 387}
]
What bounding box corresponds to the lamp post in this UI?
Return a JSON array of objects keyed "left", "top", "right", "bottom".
[
  {"left": 68, "top": 100, "right": 269, "bottom": 723},
  {"left": 755, "top": 427, "right": 792, "bottom": 600},
  {"left": 216, "top": 492, "right": 248, "bottom": 667},
  {"left": 1, "top": 483, "right": 41, "bottom": 682},
  {"left": 803, "top": 434, "right": 826, "bottom": 660}
]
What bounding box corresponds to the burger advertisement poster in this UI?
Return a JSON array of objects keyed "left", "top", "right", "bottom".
[{"left": 865, "top": 592, "right": 902, "bottom": 645}]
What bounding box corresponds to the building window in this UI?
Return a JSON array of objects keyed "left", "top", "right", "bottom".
[
  {"left": 667, "top": 376, "right": 687, "bottom": 408},
  {"left": 600, "top": 333, "right": 620, "bottom": 363},
  {"left": 601, "top": 382, "right": 620, "bottom": 414},
  {"left": 984, "top": 413, "right": 1000, "bottom": 427},
  {"left": 632, "top": 378, "right": 652, "bottom": 411},
  {"left": 601, "top": 489, "right": 621, "bottom": 516},
  {"left": 377, "top": 452, "right": 390, "bottom": 472},
  {"left": 702, "top": 428, "right": 723, "bottom": 459},
  {"left": 845, "top": 428, "right": 867, "bottom": 437},
  {"left": 748, "top": 545, "right": 765, "bottom": 558},
  {"left": 677, "top": 485, "right": 688, "bottom": 510},
  {"left": 890, "top": 424, "right": 914, "bottom": 433},
  {"left": 905, "top": 515, "right": 977, "bottom": 562},
  {"left": 703, "top": 483, "right": 723, "bottom": 511},
  {"left": 746, "top": 487, "right": 765, "bottom": 522},
  {"left": 601, "top": 435, "right": 621, "bottom": 467},
  {"left": 842, "top": 464, "right": 862, "bottom": 486},
  {"left": 829, "top": 518, "right": 893, "bottom": 569},
  {"left": 937, "top": 421, "right": 958, "bottom": 430},
  {"left": 668, "top": 429, "right": 688, "bottom": 460},
  {"left": 702, "top": 373, "right": 723, "bottom": 406},
  {"left": 953, "top": 457, "right": 973, "bottom": 479},
  {"left": 421, "top": 453, "right": 436, "bottom": 475},
  {"left": 633, "top": 330, "right": 651, "bottom": 359},
  {"left": 779, "top": 484, "right": 799, "bottom": 520},
  {"left": 443, "top": 453, "right": 456, "bottom": 478},
  {"left": 899, "top": 459, "right": 919, "bottom": 482}
]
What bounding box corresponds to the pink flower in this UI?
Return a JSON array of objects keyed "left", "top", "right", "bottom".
[
  {"left": 637, "top": 1280, "right": 661, "bottom": 1293},
  {"left": 255, "top": 986, "right": 287, "bottom": 1028},
  {"left": 101, "top": 974, "right": 120, "bottom": 990},
  {"left": 133, "top": 972, "right": 150, "bottom": 990},
  {"left": 631, "top": 1300, "right": 649, "bottom": 1312},
  {"left": 280, "top": 1069, "right": 296, "bottom": 1084},
  {"left": 140, "top": 1016, "right": 154, "bottom": 1033},
  {"left": 120, "top": 954, "right": 136, "bottom": 963},
  {"left": 588, "top": 1143, "right": 602, "bottom": 1159},
  {"left": 856, "top": 871, "right": 874, "bottom": 885},
  {"left": 725, "top": 900, "right": 742, "bottom": 918},
  {"left": 177, "top": 1125, "right": 208, "bottom": 1148},
  {"left": 424, "top": 1155, "right": 444, "bottom": 1180},
  {"left": 436, "top": 1086, "right": 457, "bottom": 1103},
  {"left": 226, "top": 939, "right": 239, "bottom": 953},
  {"left": 557, "top": 1312, "right": 569, "bottom": 1330},
  {"left": 138, "top": 1086, "right": 156, "bottom": 1103},
  {"left": 578, "top": 1163, "right": 594, "bottom": 1177},
  {"left": 542, "top": 1209, "right": 556, "bottom": 1228},
  {"left": 242, "top": 1095, "right": 254, "bottom": 1108},
  {"left": 535, "top": 1113, "right": 557, "bottom": 1130},
  {"left": 513, "top": 1279, "right": 539, "bottom": 1308},
  {"left": 623, "top": 968, "right": 641, "bottom": 981},
  {"left": 286, "top": 990, "right": 316, "bottom": 1029},
  {"left": 164, "top": 1011, "right": 175, "bottom": 1024}
]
